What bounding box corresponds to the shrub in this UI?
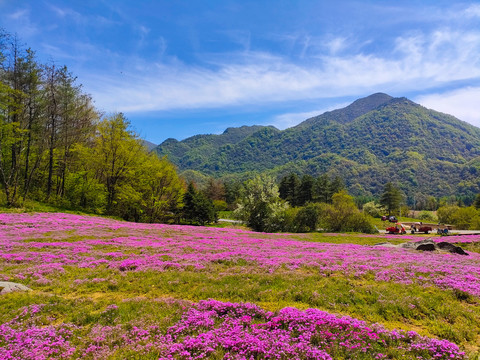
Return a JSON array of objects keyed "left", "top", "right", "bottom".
[
  {"left": 417, "top": 211, "right": 437, "bottom": 222},
  {"left": 362, "top": 201, "right": 385, "bottom": 218},
  {"left": 437, "top": 205, "right": 460, "bottom": 224},
  {"left": 278, "top": 207, "right": 299, "bottom": 232},
  {"left": 213, "top": 200, "right": 228, "bottom": 212},
  {"left": 450, "top": 206, "right": 479, "bottom": 230},
  {"left": 318, "top": 191, "right": 377, "bottom": 233},
  {"left": 293, "top": 203, "right": 322, "bottom": 232}
]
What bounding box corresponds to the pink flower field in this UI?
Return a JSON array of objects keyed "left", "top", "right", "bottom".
[
  {"left": 0, "top": 212, "right": 478, "bottom": 359},
  {"left": 1, "top": 213, "right": 480, "bottom": 298}
]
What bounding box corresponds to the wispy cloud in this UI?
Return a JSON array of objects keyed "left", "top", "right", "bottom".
[
  {"left": 6, "top": 8, "right": 37, "bottom": 37},
  {"left": 86, "top": 25, "right": 480, "bottom": 115},
  {"left": 9, "top": 8, "right": 28, "bottom": 20},
  {"left": 464, "top": 4, "right": 480, "bottom": 18},
  {"left": 415, "top": 87, "right": 480, "bottom": 127},
  {"left": 270, "top": 103, "right": 350, "bottom": 129}
]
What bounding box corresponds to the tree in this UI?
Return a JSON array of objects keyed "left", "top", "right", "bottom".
[
  {"left": 141, "top": 154, "right": 184, "bottom": 223},
  {"left": 294, "top": 203, "right": 321, "bottom": 232},
  {"left": 319, "top": 190, "right": 376, "bottom": 233},
  {"left": 311, "top": 174, "right": 345, "bottom": 204},
  {"left": 474, "top": 194, "right": 480, "bottom": 209},
  {"left": 92, "top": 113, "right": 145, "bottom": 214},
  {"left": 183, "top": 182, "right": 215, "bottom": 225},
  {"left": 0, "top": 81, "right": 24, "bottom": 205},
  {"left": 298, "top": 174, "right": 314, "bottom": 206},
  {"left": 313, "top": 174, "right": 330, "bottom": 203},
  {"left": 362, "top": 201, "right": 385, "bottom": 218},
  {"left": 234, "top": 174, "right": 287, "bottom": 232},
  {"left": 379, "top": 182, "right": 403, "bottom": 215},
  {"left": 328, "top": 176, "right": 345, "bottom": 200},
  {"left": 204, "top": 177, "right": 225, "bottom": 201},
  {"left": 224, "top": 180, "right": 242, "bottom": 208},
  {"left": 279, "top": 173, "right": 300, "bottom": 206}
]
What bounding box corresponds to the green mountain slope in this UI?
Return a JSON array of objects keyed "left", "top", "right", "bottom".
[
  {"left": 155, "top": 94, "right": 480, "bottom": 198},
  {"left": 155, "top": 125, "right": 278, "bottom": 167}
]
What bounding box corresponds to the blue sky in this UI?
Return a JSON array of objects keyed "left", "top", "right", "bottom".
[{"left": 2, "top": 1, "right": 480, "bottom": 144}]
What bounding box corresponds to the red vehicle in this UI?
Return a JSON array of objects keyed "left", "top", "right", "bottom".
[
  {"left": 386, "top": 224, "right": 406, "bottom": 234},
  {"left": 411, "top": 223, "right": 432, "bottom": 234}
]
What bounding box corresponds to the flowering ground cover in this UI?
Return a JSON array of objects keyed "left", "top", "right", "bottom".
[{"left": 0, "top": 212, "right": 479, "bottom": 358}]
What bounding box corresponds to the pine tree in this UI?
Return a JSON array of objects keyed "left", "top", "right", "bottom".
[{"left": 380, "top": 182, "right": 403, "bottom": 215}]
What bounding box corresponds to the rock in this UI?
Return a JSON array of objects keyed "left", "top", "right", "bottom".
[
  {"left": 436, "top": 241, "right": 457, "bottom": 252},
  {"left": 416, "top": 243, "right": 436, "bottom": 252},
  {"left": 375, "top": 239, "right": 469, "bottom": 255},
  {"left": 452, "top": 246, "right": 469, "bottom": 256},
  {"left": 398, "top": 242, "right": 418, "bottom": 249},
  {"left": 374, "top": 242, "right": 398, "bottom": 247},
  {"left": 0, "top": 281, "right": 31, "bottom": 294}
]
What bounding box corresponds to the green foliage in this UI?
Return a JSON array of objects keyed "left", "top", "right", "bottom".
[
  {"left": 450, "top": 207, "right": 480, "bottom": 230},
  {"left": 362, "top": 201, "right": 385, "bottom": 218},
  {"left": 474, "top": 194, "right": 480, "bottom": 209},
  {"left": 380, "top": 182, "right": 403, "bottom": 215},
  {"left": 182, "top": 183, "right": 216, "bottom": 225},
  {"left": 0, "top": 31, "right": 185, "bottom": 225},
  {"left": 417, "top": 211, "right": 437, "bottom": 222},
  {"left": 224, "top": 181, "right": 243, "bottom": 207},
  {"left": 234, "top": 174, "right": 287, "bottom": 232},
  {"left": 156, "top": 94, "right": 480, "bottom": 200},
  {"left": 62, "top": 171, "right": 106, "bottom": 212},
  {"left": 293, "top": 203, "right": 322, "bottom": 232},
  {"left": 279, "top": 173, "right": 300, "bottom": 206},
  {"left": 212, "top": 200, "right": 228, "bottom": 211},
  {"left": 437, "top": 205, "right": 480, "bottom": 230},
  {"left": 319, "top": 191, "right": 377, "bottom": 233},
  {"left": 437, "top": 205, "right": 461, "bottom": 225}
]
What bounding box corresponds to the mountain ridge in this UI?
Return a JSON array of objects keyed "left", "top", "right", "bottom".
[{"left": 155, "top": 94, "right": 480, "bottom": 199}]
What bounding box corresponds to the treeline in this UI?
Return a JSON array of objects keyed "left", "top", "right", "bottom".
[
  {"left": 0, "top": 30, "right": 188, "bottom": 223},
  {"left": 233, "top": 174, "right": 376, "bottom": 233},
  {"left": 436, "top": 195, "right": 480, "bottom": 230},
  {"left": 278, "top": 173, "right": 344, "bottom": 206}
]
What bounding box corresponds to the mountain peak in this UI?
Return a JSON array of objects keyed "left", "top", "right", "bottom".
[{"left": 296, "top": 93, "right": 393, "bottom": 128}]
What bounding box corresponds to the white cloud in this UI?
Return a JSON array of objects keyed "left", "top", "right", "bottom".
[
  {"left": 82, "top": 26, "right": 480, "bottom": 116},
  {"left": 9, "top": 9, "right": 28, "bottom": 20},
  {"left": 48, "top": 3, "right": 83, "bottom": 22},
  {"left": 271, "top": 103, "right": 350, "bottom": 129},
  {"left": 415, "top": 87, "right": 480, "bottom": 127},
  {"left": 6, "top": 8, "right": 37, "bottom": 37},
  {"left": 464, "top": 4, "right": 480, "bottom": 18}
]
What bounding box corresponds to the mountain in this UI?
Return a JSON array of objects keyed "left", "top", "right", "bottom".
[
  {"left": 155, "top": 93, "right": 480, "bottom": 199},
  {"left": 155, "top": 125, "right": 278, "bottom": 167},
  {"left": 142, "top": 140, "right": 158, "bottom": 151}
]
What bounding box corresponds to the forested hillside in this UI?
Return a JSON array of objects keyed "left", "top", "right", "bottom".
[
  {"left": 155, "top": 93, "right": 480, "bottom": 200},
  {"left": 0, "top": 30, "right": 184, "bottom": 222}
]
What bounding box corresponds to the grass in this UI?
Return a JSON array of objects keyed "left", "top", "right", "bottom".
[{"left": 1, "top": 211, "right": 479, "bottom": 358}]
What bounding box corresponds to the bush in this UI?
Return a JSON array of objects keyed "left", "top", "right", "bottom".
[
  {"left": 437, "top": 205, "right": 480, "bottom": 230},
  {"left": 450, "top": 206, "right": 479, "bottom": 230},
  {"left": 417, "top": 211, "right": 437, "bottom": 222},
  {"left": 342, "top": 212, "right": 378, "bottom": 233},
  {"left": 278, "top": 207, "right": 299, "bottom": 233},
  {"left": 317, "top": 191, "right": 377, "bottom": 234},
  {"left": 234, "top": 175, "right": 287, "bottom": 232},
  {"left": 362, "top": 201, "right": 385, "bottom": 218},
  {"left": 293, "top": 203, "right": 322, "bottom": 232},
  {"left": 437, "top": 205, "right": 461, "bottom": 224},
  {"left": 213, "top": 200, "right": 228, "bottom": 212}
]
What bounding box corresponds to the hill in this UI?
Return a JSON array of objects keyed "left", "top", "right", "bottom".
[
  {"left": 155, "top": 93, "right": 480, "bottom": 199},
  {"left": 142, "top": 140, "right": 158, "bottom": 151}
]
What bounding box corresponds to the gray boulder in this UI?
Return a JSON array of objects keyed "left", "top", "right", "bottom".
[{"left": 0, "top": 282, "right": 31, "bottom": 294}]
